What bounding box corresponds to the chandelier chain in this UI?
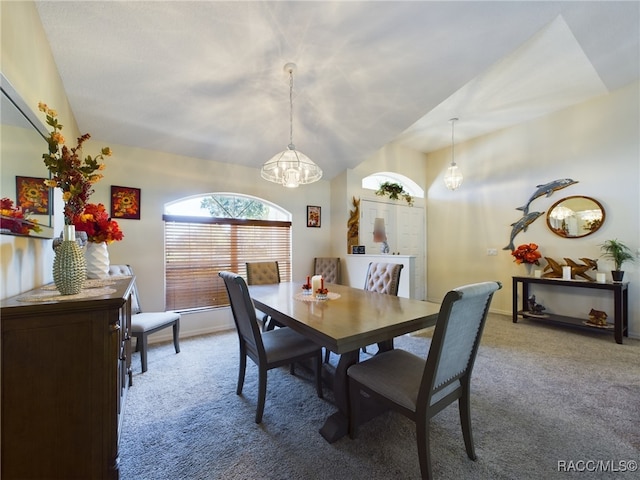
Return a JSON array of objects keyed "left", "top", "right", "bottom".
[{"left": 289, "top": 69, "right": 294, "bottom": 146}]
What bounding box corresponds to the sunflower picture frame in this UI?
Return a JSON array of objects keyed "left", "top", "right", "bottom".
[
  {"left": 111, "top": 185, "right": 141, "bottom": 220},
  {"left": 16, "top": 176, "right": 50, "bottom": 215}
]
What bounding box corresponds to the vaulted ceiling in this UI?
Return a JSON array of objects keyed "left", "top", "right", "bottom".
[{"left": 35, "top": 1, "right": 639, "bottom": 181}]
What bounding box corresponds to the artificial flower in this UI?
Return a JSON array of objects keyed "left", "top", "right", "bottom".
[
  {"left": 511, "top": 243, "right": 542, "bottom": 265},
  {"left": 38, "top": 102, "right": 112, "bottom": 224},
  {"left": 0, "top": 197, "right": 42, "bottom": 234},
  {"left": 73, "top": 203, "right": 124, "bottom": 244}
]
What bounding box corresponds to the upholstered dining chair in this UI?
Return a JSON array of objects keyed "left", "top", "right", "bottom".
[
  {"left": 108, "top": 265, "right": 181, "bottom": 373},
  {"left": 218, "top": 271, "right": 323, "bottom": 423},
  {"left": 313, "top": 257, "right": 341, "bottom": 284},
  {"left": 325, "top": 261, "right": 404, "bottom": 363},
  {"left": 347, "top": 281, "right": 502, "bottom": 479},
  {"left": 245, "top": 261, "right": 282, "bottom": 330}
]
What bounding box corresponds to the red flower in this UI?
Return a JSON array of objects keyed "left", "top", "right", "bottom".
[
  {"left": 511, "top": 243, "right": 542, "bottom": 265},
  {"left": 0, "top": 197, "right": 42, "bottom": 234},
  {"left": 73, "top": 203, "right": 124, "bottom": 244}
]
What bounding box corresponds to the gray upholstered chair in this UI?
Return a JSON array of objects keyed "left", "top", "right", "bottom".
[
  {"left": 347, "top": 281, "right": 502, "bottom": 479},
  {"left": 219, "top": 271, "right": 323, "bottom": 423},
  {"left": 325, "top": 261, "right": 404, "bottom": 362},
  {"left": 246, "top": 261, "right": 282, "bottom": 330},
  {"left": 108, "top": 265, "right": 180, "bottom": 373},
  {"left": 313, "top": 257, "right": 341, "bottom": 284},
  {"left": 363, "top": 261, "right": 403, "bottom": 296}
]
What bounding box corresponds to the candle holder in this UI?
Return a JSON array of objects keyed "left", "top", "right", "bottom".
[
  {"left": 315, "top": 288, "right": 328, "bottom": 300},
  {"left": 302, "top": 284, "right": 312, "bottom": 295}
]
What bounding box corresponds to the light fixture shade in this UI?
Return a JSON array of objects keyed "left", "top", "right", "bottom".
[
  {"left": 261, "top": 144, "right": 323, "bottom": 188},
  {"left": 444, "top": 117, "right": 463, "bottom": 191},
  {"left": 261, "top": 63, "right": 322, "bottom": 188},
  {"left": 444, "top": 163, "right": 463, "bottom": 191}
]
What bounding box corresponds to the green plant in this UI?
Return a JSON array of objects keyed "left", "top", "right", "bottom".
[
  {"left": 599, "top": 239, "right": 635, "bottom": 271},
  {"left": 375, "top": 182, "right": 413, "bottom": 206}
]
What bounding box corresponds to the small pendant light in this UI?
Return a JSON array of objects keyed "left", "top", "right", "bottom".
[{"left": 444, "top": 117, "right": 463, "bottom": 191}]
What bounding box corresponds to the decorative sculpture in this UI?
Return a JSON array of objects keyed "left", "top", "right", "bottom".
[
  {"left": 543, "top": 257, "right": 598, "bottom": 281},
  {"left": 347, "top": 196, "right": 360, "bottom": 254},
  {"left": 588, "top": 308, "right": 608, "bottom": 327},
  {"left": 527, "top": 295, "right": 546, "bottom": 315}
]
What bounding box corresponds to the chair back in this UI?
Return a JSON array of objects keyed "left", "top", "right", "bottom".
[
  {"left": 363, "top": 262, "right": 403, "bottom": 296},
  {"left": 313, "top": 257, "right": 341, "bottom": 284},
  {"left": 108, "top": 264, "right": 142, "bottom": 314},
  {"left": 246, "top": 261, "right": 280, "bottom": 285},
  {"left": 219, "top": 271, "right": 265, "bottom": 360},
  {"left": 419, "top": 281, "right": 501, "bottom": 408}
]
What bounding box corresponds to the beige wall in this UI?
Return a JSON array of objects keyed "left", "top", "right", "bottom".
[
  {"left": 2, "top": 1, "right": 639, "bottom": 340},
  {"left": 425, "top": 82, "right": 639, "bottom": 336}
]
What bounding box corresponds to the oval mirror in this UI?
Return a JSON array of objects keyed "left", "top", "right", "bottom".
[{"left": 546, "top": 195, "right": 605, "bottom": 238}]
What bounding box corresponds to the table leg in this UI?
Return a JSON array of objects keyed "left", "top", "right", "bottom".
[{"left": 319, "top": 349, "right": 358, "bottom": 443}]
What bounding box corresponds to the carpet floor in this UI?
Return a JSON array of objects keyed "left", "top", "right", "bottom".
[{"left": 119, "top": 313, "right": 640, "bottom": 479}]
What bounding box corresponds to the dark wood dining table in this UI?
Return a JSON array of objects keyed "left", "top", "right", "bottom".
[{"left": 248, "top": 282, "right": 440, "bottom": 442}]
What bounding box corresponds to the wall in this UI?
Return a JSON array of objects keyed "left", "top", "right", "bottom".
[
  {"left": 0, "top": 1, "right": 79, "bottom": 298},
  {"left": 425, "top": 82, "right": 640, "bottom": 337}
]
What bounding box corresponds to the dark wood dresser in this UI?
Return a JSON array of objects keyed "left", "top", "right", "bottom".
[{"left": 1, "top": 277, "right": 133, "bottom": 479}]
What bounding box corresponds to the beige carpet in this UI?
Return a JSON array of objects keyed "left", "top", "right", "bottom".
[{"left": 119, "top": 313, "right": 640, "bottom": 479}]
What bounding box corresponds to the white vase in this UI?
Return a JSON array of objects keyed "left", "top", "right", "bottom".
[{"left": 85, "top": 241, "right": 110, "bottom": 279}]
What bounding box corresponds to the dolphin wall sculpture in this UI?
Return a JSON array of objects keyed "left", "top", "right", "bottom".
[
  {"left": 516, "top": 178, "right": 578, "bottom": 215},
  {"left": 503, "top": 211, "right": 545, "bottom": 251}
]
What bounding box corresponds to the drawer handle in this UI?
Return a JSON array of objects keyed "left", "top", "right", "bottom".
[{"left": 110, "top": 324, "right": 121, "bottom": 333}]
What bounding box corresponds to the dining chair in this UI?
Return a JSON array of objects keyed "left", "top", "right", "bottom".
[
  {"left": 245, "top": 261, "right": 282, "bottom": 330},
  {"left": 218, "top": 271, "right": 323, "bottom": 423},
  {"left": 108, "top": 265, "right": 181, "bottom": 373},
  {"left": 347, "top": 281, "right": 502, "bottom": 479},
  {"left": 313, "top": 257, "right": 341, "bottom": 284}
]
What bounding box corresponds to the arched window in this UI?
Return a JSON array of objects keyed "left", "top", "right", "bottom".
[
  {"left": 163, "top": 193, "right": 292, "bottom": 311},
  {"left": 361, "top": 172, "right": 424, "bottom": 199}
]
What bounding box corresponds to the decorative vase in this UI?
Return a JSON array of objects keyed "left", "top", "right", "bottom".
[
  {"left": 53, "top": 225, "right": 87, "bottom": 295},
  {"left": 85, "top": 241, "right": 110, "bottom": 279},
  {"left": 524, "top": 263, "right": 533, "bottom": 276}
]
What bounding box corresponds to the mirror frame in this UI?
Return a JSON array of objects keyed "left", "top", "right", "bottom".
[
  {"left": 546, "top": 195, "right": 605, "bottom": 238},
  {"left": 1, "top": 72, "right": 55, "bottom": 239}
]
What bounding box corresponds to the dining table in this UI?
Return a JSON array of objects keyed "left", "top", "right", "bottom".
[{"left": 248, "top": 281, "right": 440, "bottom": 443}]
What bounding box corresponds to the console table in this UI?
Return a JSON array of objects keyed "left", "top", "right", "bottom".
[
  {"left": 1, "top": 277, "right": 134, "bottom": 479},
  {"left": 512, "top": 276, "right": 629, "bottom": 344}
]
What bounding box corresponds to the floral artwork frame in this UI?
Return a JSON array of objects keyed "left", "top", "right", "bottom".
[
  {"left": 307, "top": 205, "right": 321, "bottom": 228},
  {"left": 16, "top": 176, "right": 50, "bottom": 215},
  {"left": 111, "top": 185, "right": 141, "bottom": 220}
]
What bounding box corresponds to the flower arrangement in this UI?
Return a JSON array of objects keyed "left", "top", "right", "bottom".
[
  {"left": 38, "top": 102, "right": 112, "bottom": 224},
  {"left": 511, "top": 243, "right": 542, "bottom": 265},
  {"left": 0, "top": 197, "right": 42, "bottom": 234},
  {"left": 73, "top": 203, "right": 124, "bottom": 244},
  {"left": 375, "top": 182, "right": 414, "bottom": 206}
]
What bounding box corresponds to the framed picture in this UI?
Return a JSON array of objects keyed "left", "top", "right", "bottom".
[
  {"left": 111, "top": 185, "right": 141, "bottom": 220},
  {"left": 307, "top": 206, "right": 321, "bottom": 228},
  {"left": 16, "top": 176, "right": 50, "bottom": 215}
]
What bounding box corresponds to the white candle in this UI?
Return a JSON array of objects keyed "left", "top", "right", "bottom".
[
  {"left": 596, "top": 272, "right": 606, "bottom": 283},
  {"left": 534, "top": 270, "right": 542, "bottom": 278},
  {"left": 311, "top": 275, "right": 322, "bottom": 294},
  {"left": 562, "top": 266, "right": 572, "bottom": 280}
]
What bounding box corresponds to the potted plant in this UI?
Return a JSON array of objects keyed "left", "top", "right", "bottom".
[
  {"left": 375, "top": 182, "right": 414, "bottom": 206},
  {"left": 600, "top": 239, "right": 635, "bottom": 282}
]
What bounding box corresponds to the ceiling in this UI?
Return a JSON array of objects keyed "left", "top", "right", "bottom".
[{"left": 34, "top": 1, "right": 639, "bottom": 181}]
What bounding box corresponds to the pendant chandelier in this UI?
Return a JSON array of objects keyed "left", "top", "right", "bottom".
[
  {"left": 443, "top": 117, "right": 463, "bottom": 191},
  {"left": 261, "top": 63, "right": 322, "bottom": 188}
]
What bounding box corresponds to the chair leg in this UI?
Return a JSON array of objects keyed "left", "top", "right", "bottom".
[
  {"left": 459, "top": 388, "right": 477, "bottom": 461},
  {"left": 139, "top": 334, "right": 149, "bottom": 373},
  {"left": 172, "top": 320, "right": 181, "bottom": 354},
  {"left": 256, "top": 366, "right": 267, "bottom": 424},
  {"left": 416, "top": 418, "right": 433, "bottom": 480},
  {"left": 348, "top": 380, "right": 360, "bottom": 439},
  {"left": 315, "top": 352, "right": 323, "bottom": 399},
  {"left": 236, "top": 345, "right": 246, "bottom": 395},
  {"left": 324, "top": 348, "right": 331, "bottom": 363}
]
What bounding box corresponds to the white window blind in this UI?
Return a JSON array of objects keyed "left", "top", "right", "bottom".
[{"left": 164, "top": 215, "right": 291, "bottom": 310}]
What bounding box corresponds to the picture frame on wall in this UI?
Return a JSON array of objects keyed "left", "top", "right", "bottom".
[
  {"left": 307, "top": 205, "right": 321, "bottom": 228},
  {"left": 15, "top": 176, "right": 50, "bottom": 215},
  {"left": 111, "top": 185, "right": 141, "bottom": 220}
]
